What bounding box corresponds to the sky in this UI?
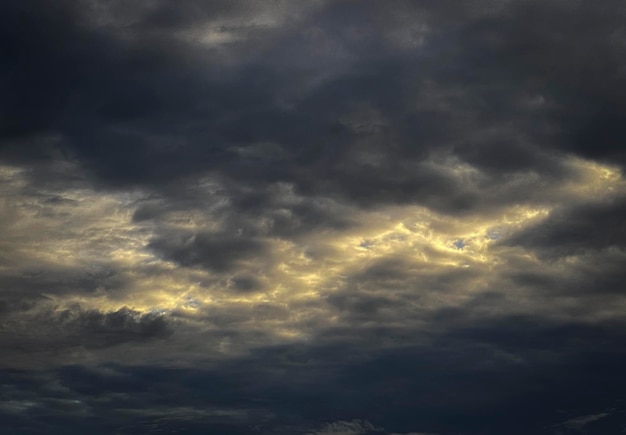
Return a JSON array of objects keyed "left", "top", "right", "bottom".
[{"left": 1, "top": 1, "right": 626, "bottom": 434}]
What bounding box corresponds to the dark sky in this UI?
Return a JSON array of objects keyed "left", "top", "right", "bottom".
[{"left": 2, "top": 1, "right": 626, "bottom": 434}]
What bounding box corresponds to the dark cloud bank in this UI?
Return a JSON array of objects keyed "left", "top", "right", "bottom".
[{"left": 2, "top": 1, "right": 626, "bottom": 434}]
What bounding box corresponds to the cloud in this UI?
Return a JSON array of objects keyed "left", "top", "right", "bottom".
[
  {"left": 561, "top": 412, "right": 611, "bottom": 431},
  {"left": 147, "top": 231, "right": 268, "bottom": 272},
  {"left": 0, "top": 305, "right": 172, "bottom": 368},
  {"left": 307, "top": 419, "right": 383, "bottom": 434},
  {"left": 504, "top": 194, "right": 626, "bottom": 257},
  {"left": 2, "top": 0, "right": 626, "bottom": 434}
]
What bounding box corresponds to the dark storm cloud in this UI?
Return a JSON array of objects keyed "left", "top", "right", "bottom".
[
  {"left": 0, "top": 305, "right": 172, "bottom": 361},
  {"left": 2, "top": 314, "right": 626, "bottom": 435},
  {"left": 0, "top": 364, "right": 260, "bottom": 435},
  {"left": 5, "top": 0, "right": 624, "bottom": 210},
  {"left": 500, "top": 1, "right": 626, "bottom": 166},
  {"left": 0, "top": 0, "right": 245, "bottom": 181},
  {"left": 1, "top": 0, "right": 621, "bottom": 257},
  {"left": 504, "top": 195, "right": 626, "bottom": 256},
  {"left": 231, "top": 191, "right": 355, "bottom": 238},
  {"left": 52, "top": 306, "right": 172, "bottom": 345},
  {"left": 2, "top": 1, "right": 626, "bottom": 435},
  {"left": 0, "top": 264, "right": 126, "bottom": 300},
  {"left": 229, "top": 274, "right": 263, "bottom": 293},
  {"left": 323, "top": 256, "right": 484, "bottom": 325},
  {"left": 132, "top": 178, "right": 356, "bottom": 241},
  {"left": 507, "top": 250, "right": 626, "bottom": 303},
  {"left": 148, "top": 231, "right": 268, "bottom": 272}
]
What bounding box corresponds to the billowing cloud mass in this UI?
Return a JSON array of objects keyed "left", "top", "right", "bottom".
[{"left": 1, "top": 1, "right": 626, "bottom": 434}]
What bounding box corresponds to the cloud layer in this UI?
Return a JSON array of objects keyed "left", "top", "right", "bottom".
[{"left": 1, "top": 1, "right": 626, "bottom": 434}]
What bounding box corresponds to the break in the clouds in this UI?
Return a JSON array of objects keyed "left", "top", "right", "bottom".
[{"left": 2, "top": 1, "right": 626, "bottom": 434}]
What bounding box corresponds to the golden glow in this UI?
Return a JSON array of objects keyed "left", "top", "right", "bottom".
[
  {"left": 562, "top": 155, "right": 624, "bottom": 197},
  {"left": 1, "top": 154, "right": 625, "bottom": 355}
]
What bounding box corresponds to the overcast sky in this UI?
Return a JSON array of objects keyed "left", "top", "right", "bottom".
[{"left": 2, "top": 1, "right": 626, "bottom": 434}]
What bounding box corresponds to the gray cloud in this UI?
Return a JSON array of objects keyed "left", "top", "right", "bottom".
[
  {"left": 148, "top": 231, "right": 268, "bottom": 272},
  {"left": 2, "top": 0, "right": 626, "bottom": 434},
  {"left": 504, "top": 195, "right": 626, "bottom": 256}
]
